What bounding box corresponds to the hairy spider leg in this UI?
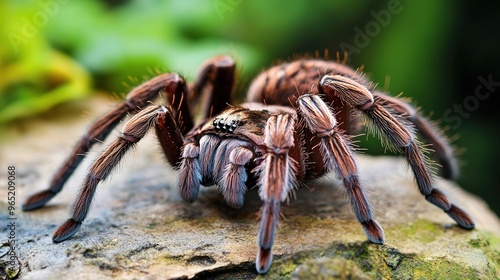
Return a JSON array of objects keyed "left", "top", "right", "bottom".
[
  {"left": 22, "top": 74, "right": 192, "bottom": 211},
  {"left": 189, "top": 55, "right": 236, "bottom": 119},
  {"left": 374, "top": 92, "right": 459, "bottom": 179},
  {"left": 154, "top": 108, "right": 185, "bottom": 167},
  {"left": 155, "top": 56, "right": 238, "bottom": 203},
  {"left": 52, "top": 105, "right": 179, "bottom": 242},
  {"left": 319, "top": 75, "right": 475, "bottom": 229},
  {"left": 297, "top": 94, "right": 385, "bottom": 244},
  {"left": 23, "top": 56, "right": 236, "bottom": 212},
  {"left": 255, "top": 114, "right": 297, "bottom": 274}
]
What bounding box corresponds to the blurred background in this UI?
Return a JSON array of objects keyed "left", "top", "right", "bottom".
[{"left": 1, "top": 0, "right": 498, "bottom": 215}]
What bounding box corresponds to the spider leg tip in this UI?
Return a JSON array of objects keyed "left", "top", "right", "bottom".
[
  {"left": 52, "top": 219, "right": 82, "bottom": 243},
  {"left": 256, "top": 248, "right": 273, "bottom": 274},
  {"left": 460, "top": 223, "right": 475, "bottom": 230},
  {"left": 22, "top": 190, "right": 56, "bottom": 211},
  {"left": 362, "top": 220, "right": 385, "bottom": 244},
  {"left": 447, "top": 205, "right": 475, "bottom": 230}
]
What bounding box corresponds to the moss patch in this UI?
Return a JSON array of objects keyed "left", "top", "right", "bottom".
[
  {"left": 399, "top": 219, "right": 443, "bottom": 243},
  {"left": 256, "top": 218, "right": 500, "bottom": 279},
  {"left": 262, "top": 241, "right": 483, "bottom": 279},
  {"left": 471, "top": 231, "right": 500, "bottom": 278}
]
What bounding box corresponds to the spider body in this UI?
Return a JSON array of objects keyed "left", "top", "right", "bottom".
[
  {"left": 247, "top": 61, "right": 349, "bottom": 135},
  {"left": 23, "top": 56, "right": 474, "bottom": 274}
]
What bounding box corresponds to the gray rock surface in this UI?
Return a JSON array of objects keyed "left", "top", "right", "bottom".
[{"left": 0, "top": 95, "right": 499, "bottom": 279}]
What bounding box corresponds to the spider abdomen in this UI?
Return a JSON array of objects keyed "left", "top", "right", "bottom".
[
  {"left": 246, "top": 60, "right": 367, "bottom": 134},
  {"left": 247, "top": 60, "right": 364, "bottom": 106}
]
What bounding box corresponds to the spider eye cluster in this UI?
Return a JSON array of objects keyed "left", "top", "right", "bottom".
[{"left": 213, "top": 117, "right": 239, "bottom": 133}]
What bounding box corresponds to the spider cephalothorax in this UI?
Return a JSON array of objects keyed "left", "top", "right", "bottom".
[{"left": 23, "top": 56, "right": 474, "bottom": 274}]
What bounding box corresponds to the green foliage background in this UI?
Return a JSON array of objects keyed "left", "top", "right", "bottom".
[{"left": 1, "top": 0, "right": 498, "bottom": 215}]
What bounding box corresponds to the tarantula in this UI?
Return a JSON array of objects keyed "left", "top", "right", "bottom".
[{"left": 23, "top": 55, "right": 474, "bottom": 274}]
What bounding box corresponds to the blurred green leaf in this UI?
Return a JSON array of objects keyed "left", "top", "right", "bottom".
[{"left": 0, "top": 1, "right": 92, "bottom": 125}]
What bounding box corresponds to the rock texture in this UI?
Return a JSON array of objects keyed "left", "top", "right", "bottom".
[{"left": 0, "top": 95, "right": 499, "bottom": 279}]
